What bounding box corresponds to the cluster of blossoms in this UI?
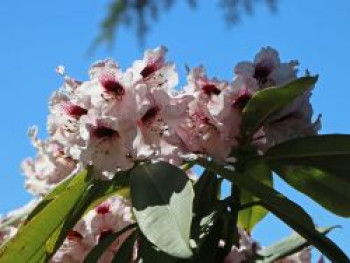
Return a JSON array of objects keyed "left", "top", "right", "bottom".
[
  {"left": 52, "top": 197, "right": 134, "bottom": 263},
  {"left": 0, "top": 46, "right": 320, "bottom": 262},
  {"left": 0, "top": 200, "right": 311, "bottom": 263},
  {"left": 23, "top": 46, "right": 319, "bottom": 187},
  {"left": 0, "top": 200, "right": 38, "bottom": 244}
]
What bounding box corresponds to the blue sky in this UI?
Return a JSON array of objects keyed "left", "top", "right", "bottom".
[{"left": 0, "top": 0, "right": 349, "bottom": 260}]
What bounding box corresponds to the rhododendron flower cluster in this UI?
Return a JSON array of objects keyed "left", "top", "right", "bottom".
[
  {"left": 23, "top": 46, "right": 319, "bottom": 188},
  {"left": 52, "top": 197, "right": 134, "bottom": 263}
]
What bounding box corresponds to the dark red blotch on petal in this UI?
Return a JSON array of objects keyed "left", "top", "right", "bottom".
[
  {"left": 140, "top": 64, "right": 158, "bottom": 79},
  {"left": 101, "top": 78, "right": 125, "bottom": 97},
  {"left": 253, "top": 63, "right": 271, "bottom": 85},
  {"left": 202, "top": 84, "right": 221, "bottom": 96},
  {"left": 62, "top": 103, "right": 88, "bottom": 118},
  {"left": 93, "top": 126, "right": 119, "bottom": 139},
  {"left": 67, "top": 230, "right": 83, "bottom": 240},
  {"left": 96, "top": 203, "right": 111, "bottom": 214},
  {"left": 141, "top": 106, "right": 160, "bottom": 125},
  {"left": 233, "top": 93, "right": 252, "bottom": 111}
]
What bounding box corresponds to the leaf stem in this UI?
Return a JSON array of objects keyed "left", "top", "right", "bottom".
[
  {"left": 239, "top": 201, "right": 263, "bottom": 211},
  {"left": 181, "top": 161, "right": 195, "bottom": 171},
  {"left": 231, "top": 183, "right": 241, "bottom": 247},
  {"left": 224, "top": 177, "right": 241, "bottom": 254}
]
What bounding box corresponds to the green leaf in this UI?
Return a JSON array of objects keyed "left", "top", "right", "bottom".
[
  {"left": 257, "top": 226, "right": 338, "bottom": 263},
  {"left": 193, "top": 169, "right": 219, "bottom": 215},
  {"left": 275, "top": 166, "right": 350, "bottom": 217},
  {"left": 195, "top": 217, "right": 224, "bottom": 263},
  {"left": 112, "top": 231, "right": 137, "bottom": 263},
  {"left": 264, "top": 135, "right": 350, "bottom": 217},
  {"left": 0, "top": 169, "right": 93, "bottom": 263},
  {"left": 238, "top": 161, "right": 272, "bottom": 231},
  {"left": 197, "top": 159, "right": 350, "bottom": 263},
  {"left": 25, "top": 175, "right": 75, "bottom": 224},
  {"left": 138, "top": 234, "right": 178, "bottom": 263},
  {"left": 130, "top": 161, "right": 194, "bottom": 259},
  {"left": 84, "top": 224, "right": 136, "bottom": 263},
  {"left": 241, "top": 76, "right": 318, "bottom": 139},
  {"left": 265, "top": 135, "right": 350, "bottom": 181}
]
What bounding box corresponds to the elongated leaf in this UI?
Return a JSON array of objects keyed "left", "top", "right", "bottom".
[
  {"left": 275, "top": 166, "right": 350, "bottom": 217},
  {"left": 238, "top": 161, "right": 272, "bottom": 231},
  {"left": 241, "top": 76, "right": 318, "bottom": 139},
  {"left": 197, "top": 159, "right": 350, "bottom": 263},
  {"left": 265, "top": 135, "right": 350, "bottom": 181},
  {"left": 112, "top": 231, "right": 137, "bottom": 263},
  {"left": 257, "top": 226, "right": 338, "bottom": 263},
  {"left": 84, "top": 224, "right": 136, "bottom": 263},
  {"left": 193, "top": 169, "right": 219, "bottom": 215},
  {"left": 25, "top": 175, "right": 75, "bottom": 224},
  {"left": 0, "top": 169, "right": 93, "bottom": 263},
  {"left": 130, "top": 161, "right": 194, "bottom": 258},
  {"left": 264, "top": 135, "right": 350, "bottom": 217},
  {"left": 138, "top": 234, "right": 177, "bottom": 263},
  {"left": 195, "top": 217, "right": 224, "bottom": 263}
]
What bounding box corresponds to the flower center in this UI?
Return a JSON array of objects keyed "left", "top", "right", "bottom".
[
  {"left": 232, "top": 93, "right": 252, "bottom": 110},
  {"left": 253, "top": 63, "right": 271, "bottom": 85},
  {"left": 202, "top": 84, "right": 221, "bottom": 96},
  {"left": 67, "top": 230, "right": 83, "bottom": 240},
  {"left": 96, "top": 204, "right": 110, "bottom": 215},
  {"left": 93, "top": 126, "right": 119, "bottom": 139},
  {"left": 62, "top": 103, "right": 88, "bottom": 119},
  {"left": 100, "top": 77, "right": 125, "bottom": 97},
  {"left": 140, "top": 64, "right": 158, "bottom": 79},
  {"left": 141, "top": 106, "right": 160, "bottom": 125}
]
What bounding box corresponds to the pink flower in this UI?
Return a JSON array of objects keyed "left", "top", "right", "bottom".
[
  {"left": 233, "top": 48, "right": 320, "bottom": 149},
  {"left": 132, "top": 85, "right": 190, "bottom": 165},
  {"left": 21, "top": 127, "right": 77, "bottom": 196},
  {"left": 235, "top": 47, "right": 298, "bottom": 89},
  {"left": 51, "top": 224, "right": 95, "bottom": 263},
  {"left": 174, "top": 67, "right": 242, "bottom": 161},
  {"left": 89, "top": 59, "right": 122, "bottom": 80},
  {"left": 48, "top": 92, "right": 88, "bottom": 159},
  {"left": 52, "top": 196, "right": 133, "bottom": 263},
  {"left": 129, "top": 46, "right": 179, "bottom": 90},
  {"left": 224, "top": 228, "right": 260, "bottom": 263},
  {"left": 79, "top": 113, "right": 135, "bottom": 178}
]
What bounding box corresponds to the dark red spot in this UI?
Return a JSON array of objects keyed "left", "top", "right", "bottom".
[
  {"left": 252, "top": 242, "right": 259, "bottom": 252},
  {"left": 233, "top": 93, "right": 252, "bottom": 110},
  {"left": 96, "top": 204, "right": 110, "bottom": 214},
  {"left": 99, "top": 230, "right": 113, "bottom": 241},
  {"left": 62, "top": 103, "right": 88, "bottom": 118},
  {"left": 202, "top": 84, "right": 221, "bottom": 96},
  {"left": 93, "top": 126, "right": 119, "bottom": 139},
  {"left": 67, "top": 230, "right": 83, "bottom": 240},
  {"left": 100, "top": 78, "right": 125, "bottom": 97},
  {"left": 140, "top": 64, "right": 158, "bottom": 79},
  {"left": 253, "top": 63, "right": 271, "bottom": 85},
  {"left": 141, "top": 106, "right": 160, "bottom": 125},
  {"left": 193, "top": 111, "right": 210, "bottom": 124}
]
